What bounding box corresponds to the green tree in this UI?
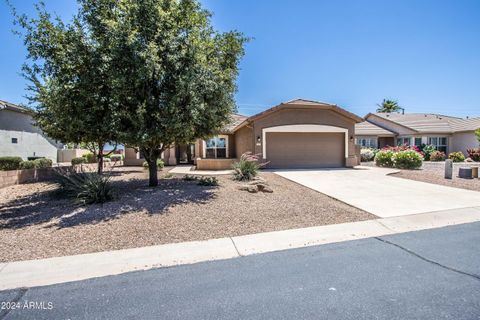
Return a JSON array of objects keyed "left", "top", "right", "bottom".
[
  {"left": 376, "top": 99, "right": 402, "bottom": 113},
  {"left": 12, "top": 2, "right": 119, "bottom": 174},
  {"left": 475, "top": 128, "right": 480, "bottom": 144},
  {"left": 82, "top": 0, "right": 247, "bottom": 186}
]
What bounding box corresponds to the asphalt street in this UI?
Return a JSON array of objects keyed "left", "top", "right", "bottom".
[{"left": 1, "top": 222, "right": 479, "bottom": 320}]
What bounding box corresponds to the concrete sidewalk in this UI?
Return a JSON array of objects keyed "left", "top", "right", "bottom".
[
  {"left": 169, "top": 165, "right": 234, "bottom": 175},
  {"left": 1, "top": 206, "right": 480, "bottom": 290}
]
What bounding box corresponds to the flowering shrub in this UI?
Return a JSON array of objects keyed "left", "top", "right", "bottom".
[
  {"left": 392, "top": 150, "right": 423, "bottom": 169},
  {"left": 448, "top": 151, "right": 465, "bottom": 162},
  {"left": 429, "top": 151, "right": 446, "bottom": 162},
  {"left": 374, "top": 150, "right": 395, "bottom": 167},
  {"left": 466, "top": 148, "right": 480, "bottom": 162},
  {"left": 421, "top": 144, "right": 436, "bottom": 161},
  {"left": 360, "top": 148, "right": 377, "bottom": 162},
  {"left": 375, "top": 145, "right": 424, "bottom": 169}
]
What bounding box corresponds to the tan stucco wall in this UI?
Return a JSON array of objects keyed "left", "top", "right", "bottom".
[
  {"left": 251, "top": 108, "right": 357, "bottom": 158},
  {"left": 451, "top": 132, "right": 479, "bottom": 155},
  {"left": 234, "top": 125, "right": 254, "bottom": 158},
  {"left": 57, "top": 149, "right": 89, "bottom": 163},
  {"left": 124, "top": 147, "right": 173, "bottom": 166}
]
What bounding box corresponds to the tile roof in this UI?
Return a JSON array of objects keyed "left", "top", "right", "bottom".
[
  {"left": 369, "top": 112, "right": 480, "bottom": 134},
  {"left": 223, "top": 113, "right": 248, "bottom": 133},
  {"left": 355, "top": 121, "right": 395, "bottom": 136},
  {"left": 244, "top": 98, "right": 364, "bottom": 124}
]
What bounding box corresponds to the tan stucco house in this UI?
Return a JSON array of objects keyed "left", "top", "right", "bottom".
[
  {"left": 125, "top": 99, "right": 364, "bottom": 169},
  {"left": 355, "top": 112, "right": 480, "bottom": 154}
]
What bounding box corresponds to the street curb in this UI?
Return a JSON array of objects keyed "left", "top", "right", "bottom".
[{"left": 1, "top": 207, "right": 480, "bottom": 291}]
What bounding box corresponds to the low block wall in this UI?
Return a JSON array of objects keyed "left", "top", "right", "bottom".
[
  {"left": 196, "top": 158, "right": 237, "bottom": 170},
  {"left": 0, "top": 162, "right": 121, "bottom": 189}
]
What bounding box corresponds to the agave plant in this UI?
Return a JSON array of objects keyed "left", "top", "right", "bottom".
[{"left": 55, "top": 167, "right": 114, "bottom": 205}]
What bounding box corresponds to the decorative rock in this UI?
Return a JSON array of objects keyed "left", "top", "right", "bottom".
[
  {"left": 262, "top": 186, "right": 274, "bottom": 193},
  {"left": 444, "top": 159, "right": 453, "bottom": 179},
  {"left": 459, "top": 167, "right": 473, "bottom": 179}
]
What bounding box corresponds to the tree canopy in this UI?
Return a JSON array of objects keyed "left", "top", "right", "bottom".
[
  {"left": 475, "top": 128, "right": 480, "bottom": 144},
  {"left": 14, "top": 2, "right": 120, "bottom": 173},
  {"left": 14, "top": 0, "right": 247, "bottom": 184},
  {"left": 376, "top": 99, "right": 402, "bottom": 113}
]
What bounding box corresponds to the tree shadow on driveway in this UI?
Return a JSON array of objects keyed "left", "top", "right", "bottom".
[{"left": 0, "top": 178, "right": 216, "bottom": 230}]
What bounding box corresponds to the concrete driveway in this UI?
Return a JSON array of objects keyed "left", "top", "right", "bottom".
[{"left": 273, "top": 167, "right": 480, "bottom": 217}]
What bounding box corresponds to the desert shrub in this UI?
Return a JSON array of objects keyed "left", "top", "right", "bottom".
[
  {"left": 467, "top": 148, "right": 480, "bottom": 162},
  {"left": 33, "top": 158, "right": 53, "bottom": 168},
  {"left": 392, "top": 150, "right": 423, "bottom": 169},
  {"left": 110, "top": 154, "right": 123, "bottom": 162},
  {"left": 103, "top": 157, "right": 112, "bottom": 163},
  {"left": 162, "top": 172, "right": 174, "bottom": 179},
  {"left": 19, "top": 160, "right": 36, "bottom": 169},
  {"left": 56, "top": 170, "right": 114, "bottom": 205},
  {"left": 82, "top": 153, "right": 97, "bottom": 163},
  {"left": 0, "top": 156, "right": 23, "bottom": 170},
  {"left": 430, "top": 151, "right": 446, "bottom": 162},
  {"left": 360, "top": 148, "right": 377, "bottom": 162},
  {"left": 183, "top": 174, "right": 198, "bottom": 181},
  {"left": 374, "top": 150, "right": 395, "bottom": 167},
  {"left": 232, "top": 152, "right": 266, "bottom": 181},
  {"left": 448, "top": 151, "right": 465, "bottom": 162},
  {"left": 71, "top": 157, "right": 87, "bottom": 165},
  {"left": 421, "top": 144, "right": 436, "bottom": 161},
  {"left": 197, "top": 176, "right": 218, "bottom": 186},
  {"left": 142, "top": 159, "right": 164, "bottom": 170}
]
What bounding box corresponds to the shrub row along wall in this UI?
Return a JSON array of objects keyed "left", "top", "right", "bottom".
[{"left": 0, "top": 162, "right": 122, "bottom": 189}]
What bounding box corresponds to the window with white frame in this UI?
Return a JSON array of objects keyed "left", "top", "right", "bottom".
[
  {"left": 205, "top": 136, "right": 227, "bottom": 158},
  {"left": 414, "top": 137, "right": 422, "bottom": 147},
  {"left": 355, "top": 137, "right": 377, "bottom": 148},
  {"left": 397, "top": 137, "right": 412, "bottom": 146},
  {"left": 428, "top": 137, "right": 447, "bottom": 153}
]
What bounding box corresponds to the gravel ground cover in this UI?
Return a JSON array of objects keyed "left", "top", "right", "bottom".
[
  {"left": 389, "top": 162, "right": 480, "bottom": 191},
  {"left": 0, "top": 166, "right": 373, "bottom": 262}
]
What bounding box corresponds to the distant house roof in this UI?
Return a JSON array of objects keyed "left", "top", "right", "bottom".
[
  {"left": 366, "top": 112, "right": 480, "bottom": 134},
  {"left": 0, "top": 100, "right": 33, "bottom": 114},
  {"left": 355, "top": 120, "right": 395, "bottom": 136}
]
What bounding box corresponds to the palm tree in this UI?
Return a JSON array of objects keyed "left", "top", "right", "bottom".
[{"left": 376, "top": 99, "right": 402, "bottom": 113}]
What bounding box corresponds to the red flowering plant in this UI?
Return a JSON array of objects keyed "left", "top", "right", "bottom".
[
  {"left": 381, "top": 145, "right": 424, "bottom": 157},
  {"left": 375, "top": 144, "right": 424, "bottom": 169}
]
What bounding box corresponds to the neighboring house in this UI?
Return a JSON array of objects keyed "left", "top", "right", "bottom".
[
  {"left": 0, "top": 100, "right": 62, "bottom": 163},
  {"left": 355, "top": 112, "right": 480, "bottom": 154},
  {"left": 125, "top": 99, "right": 364, "bottom": 169}
]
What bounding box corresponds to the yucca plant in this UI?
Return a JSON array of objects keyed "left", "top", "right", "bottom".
[{"left": 55, "top": 168, "right": 114, "bottom": 205}]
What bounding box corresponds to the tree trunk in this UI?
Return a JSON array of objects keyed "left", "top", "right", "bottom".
[
  {"left": 97, "top": 143, "right": 104, "bottom": 174},
  {"left": 148, "top": 158, "right": 158, "bottom": 187},
  {"left": 145, "top": 147, "right": 161, "bottom": 187}
]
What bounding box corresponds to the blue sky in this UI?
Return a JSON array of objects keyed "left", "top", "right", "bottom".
[{"left": 1, "top": 0, "right": 479, "bottom": 117}]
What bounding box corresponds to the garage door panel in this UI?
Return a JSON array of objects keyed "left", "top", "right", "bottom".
[{"left": 266, "top": 132, "right": 344, "bottom": 168}]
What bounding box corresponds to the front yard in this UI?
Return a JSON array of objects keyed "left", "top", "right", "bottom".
[
  {"left": 0, "top": 166, "right": 373, "bottom": 262},
  {"left": 390, "top": 162, "right": 480, "bottom": 191}
]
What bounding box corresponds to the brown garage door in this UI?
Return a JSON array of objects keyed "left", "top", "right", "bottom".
[{"left": 265, "top": 132, "right": 345, "bottom": 168}]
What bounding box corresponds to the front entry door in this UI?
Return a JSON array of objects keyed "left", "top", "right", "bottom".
[{"left": 176, "top": 144, "right": 196, "bottom": 164}]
